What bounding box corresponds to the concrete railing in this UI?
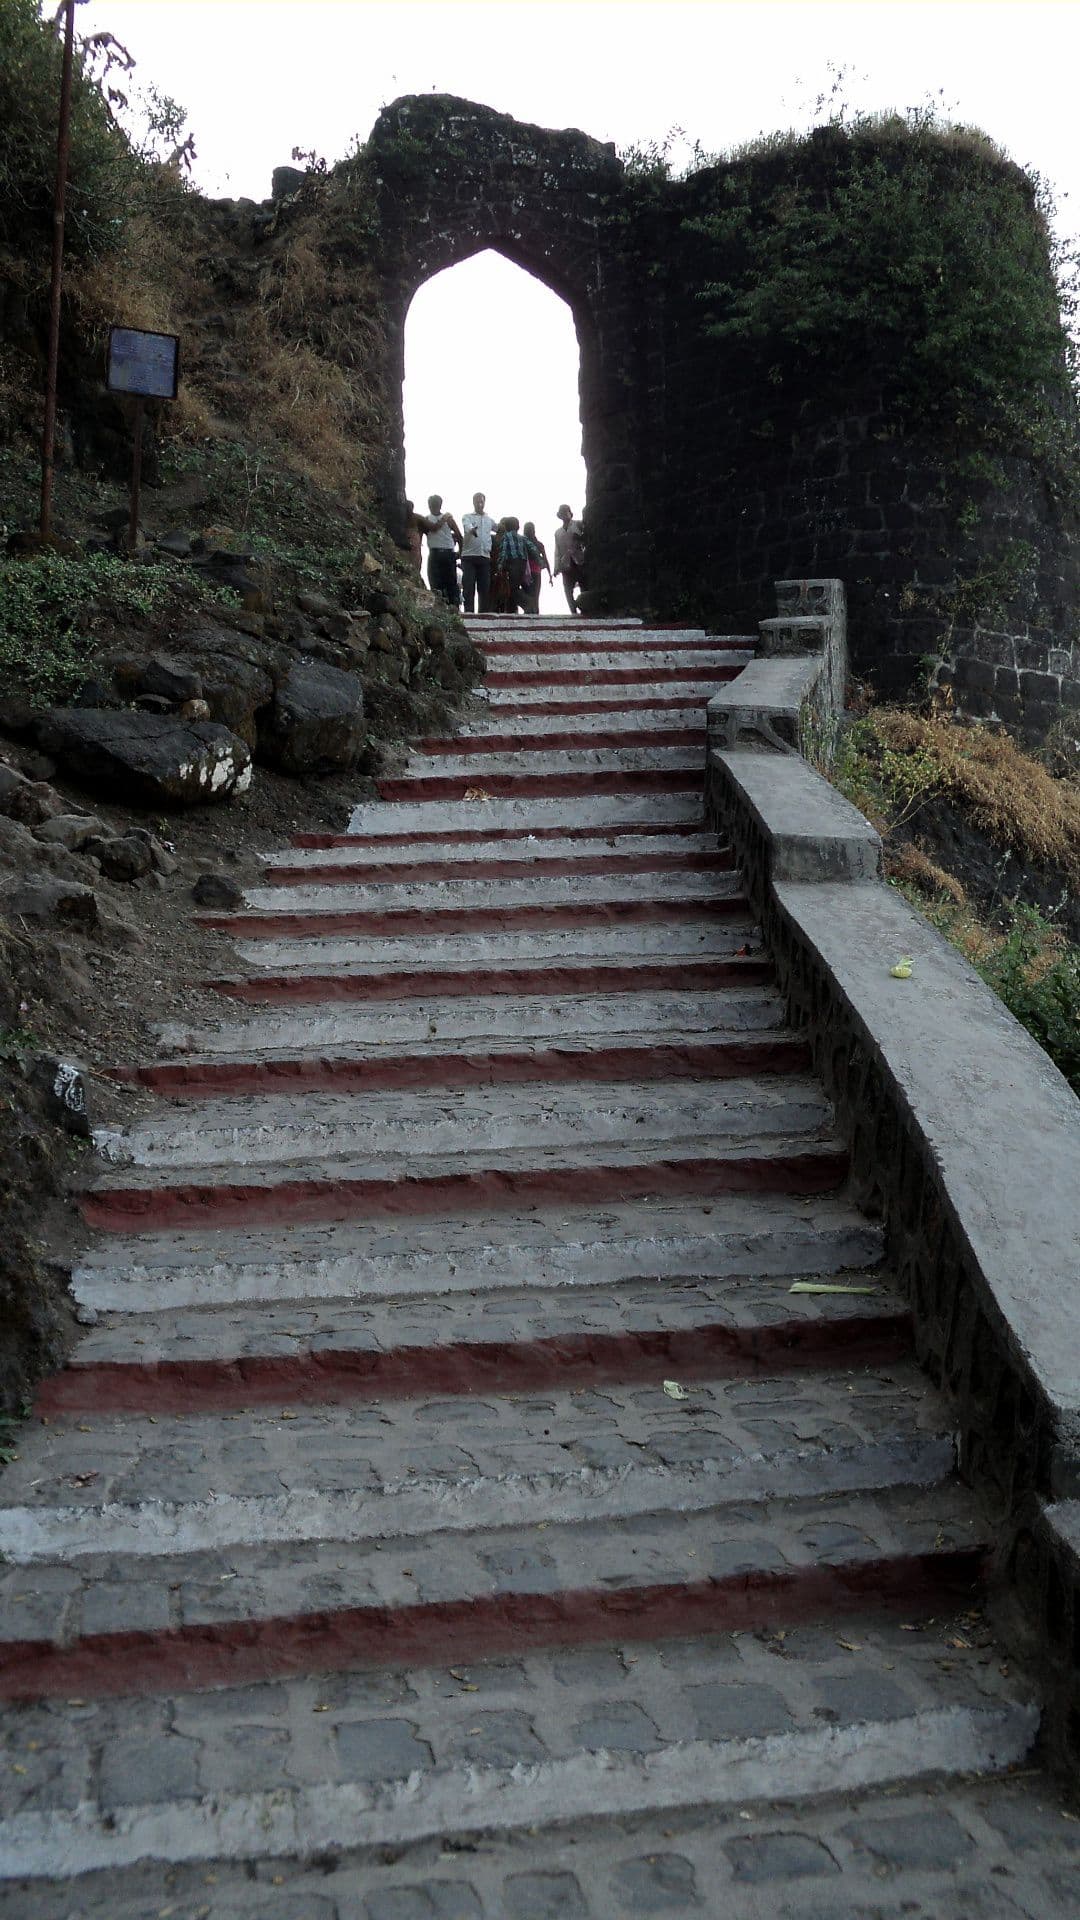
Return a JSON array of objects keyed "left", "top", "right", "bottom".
[{"left": 706, "top": 578, "right": 1080, "bottom": 1761}]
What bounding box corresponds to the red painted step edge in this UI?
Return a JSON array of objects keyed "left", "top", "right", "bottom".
[
  {"left": 108, "top": 1036, "right": 808, "bottom": 1099},
  {"left": 373, "top": 769, "right": 701, "bottom": 800},
  {"left": 38, "top": 1311, "right": 912, "bottom": 1416},
  {"left": 81, "top": 1147, "right": 848, "bottom": 1234},
  {"left": 477, "top": 636, "right": 750, "bottom": 653},
  {"left": 211, "top": 957, "right": 775, "bottom": 1004},
  {"left": 197, "top": 895, "right": 750, "bottom": 940},
  {"left": 260, "top": 851, "right": 734, "bottom": 887},
  {"left": 485, "top": 667, "right": 738, "bottom": 686},
  {"left": 0, "top": 1549, "right": 985, "bottom": 1702},
  {"left": 291, "top": 822, "right": 707, "bottom": 848},
  {"left": 417, "top": 727, "right": 706, "bottom": 755},
  {"left": 485, "top": 697, "right": 707, "bottom": 716}
]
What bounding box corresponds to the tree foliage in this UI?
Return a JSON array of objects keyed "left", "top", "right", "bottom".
[
  {"left": 683, "top": 113, "right": 1077, "bottom": 462},
  {"left": 0, "top": 0, "right": 139, "bottom": 265}
]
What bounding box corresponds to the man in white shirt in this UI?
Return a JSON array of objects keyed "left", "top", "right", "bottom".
[
  {"left": 459, "top": 491, "right": 498, "bottom": 614},
  {"left": 423, "top": 494, "right": 462, "bottom": 607}
]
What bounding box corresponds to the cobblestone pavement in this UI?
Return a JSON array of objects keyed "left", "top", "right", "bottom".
[{"left": 0, "top": 618, "right": 1073, "bottom": 1914}]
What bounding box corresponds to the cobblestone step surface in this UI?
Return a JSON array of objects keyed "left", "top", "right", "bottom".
[
  {"left": 4, "top": 616, "right": 1069, "bottom": 1908},
  {"left": 6, "top": 1773, "right": 1073, "bottom": 1919},
  {"left": 0, "top": 1621, "right": 1039, "bottom": 1882}
]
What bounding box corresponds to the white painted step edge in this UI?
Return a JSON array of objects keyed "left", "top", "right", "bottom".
[{"left": 0, "top": 1703, "right": 1038, "bottom": 1879}]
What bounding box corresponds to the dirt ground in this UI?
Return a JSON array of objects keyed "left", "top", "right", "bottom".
[{"left": 0, "top": 713, "right": 477, "bottom": 1420}]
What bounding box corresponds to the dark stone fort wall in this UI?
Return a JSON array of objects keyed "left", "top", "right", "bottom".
[
  {"left": 365, "top": 98, "right": 1080, "bottom": 736},
  {"left": 621, "top": 167, "right": 1080, "bottom": 737}
]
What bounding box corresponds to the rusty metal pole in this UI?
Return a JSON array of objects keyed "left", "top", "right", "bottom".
[
  {"left": 127, "top": 395, "right": 144, "bottom": 551},
  {"left": 40, "top": 0, "right": 77, "bottom": 538}
]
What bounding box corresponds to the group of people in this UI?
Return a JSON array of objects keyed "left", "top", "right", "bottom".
[{"left": 404, "top": 492, "right": 586, "bottom": 616}]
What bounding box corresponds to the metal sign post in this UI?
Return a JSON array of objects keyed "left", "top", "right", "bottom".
[
  {"left": 39, "top": 0, "right": 78, "bottom": 538},
  {"left": 105, "top": 326, "right": 180, "bottom": 552}
]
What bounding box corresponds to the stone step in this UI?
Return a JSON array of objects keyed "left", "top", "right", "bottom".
[
  {"left": 0, "top": 1358, "right": 951, "bottom": 1565},
  {"left": 0, "top": 1615, "right": 1038, "bottom": 1880},
  {"left": 239, "top": 867, "right": 734, "bottom": 917},
  {"left": 97, "top": 1076, "right": 833, "bottom": 1174},
  {"left": 396, "top": 745, "right": 704, "bottom": 780},
  {"left": 476, "top": 650, "right": 742, "bottom": 673},
  {"left": 343, "top": 792, "right": 705, "bottom": 836},
  {"left": 82, "top": 1133, "right": 849, "bottom": 1234},
  {"left": 153, "top": 986, "right": 784, "bottom": 1057},
  {"left": 480, "top": 689, "right": 711, "bottom": 711},
  {"left": 201, "top": 896, "right": 752, "bottom": 947},
  {"left": 225, "top": 919, "right": 760, "bottom": 975},
  {"left": 236, "top": 867, "right": 737, "bottom": 917},
  {"left": 111, "top": 1031, "right": 807, "bottom": 1100},
  {"left": 476, "top": 635, "right": 753, "bottom": 654},
  {"left": 44, "top": 1264, "right": 902, "bottom": 1401},
  {"left": 0, "top": 1481, "right": 980, "bottom": 1695},
  {"left": 374, "top": 767, "right": 703, "bottom": 803},
  {"left": 484, "top": 666, "right": 736, "bottom": 687},
  {"left": 418, "top": 723, "right": 707, "bottom": 754},
  {"left": 466, "top": 615, "right": 647, "bottom": 629},
  {"left": 12, "top": 1771, "right": 1075, "bottom": 1919},
  {"left": 254, "top": 848, "right": 731, "bottom": 889},
  {"left": 70, "top": 1191, "right": 885, "bottom": 1313},
  {"left": 260, "top": 828, "right": 724, "bottom": 874}
]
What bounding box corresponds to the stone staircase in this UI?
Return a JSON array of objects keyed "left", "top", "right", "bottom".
[{"left": 0, "top": 616, "right": 1074, "bottom": 1917}]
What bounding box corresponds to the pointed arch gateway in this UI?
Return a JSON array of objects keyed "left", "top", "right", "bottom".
[{"left": 368, "top": 96, "right": 648, "bottom": 614}]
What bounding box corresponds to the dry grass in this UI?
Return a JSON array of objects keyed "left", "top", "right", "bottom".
[
  {"left": 887, "top": 840, "right": 967, "bottom": 902},
  {"left": 871, "top": 709, "right": 1080, "bottom": 884}
]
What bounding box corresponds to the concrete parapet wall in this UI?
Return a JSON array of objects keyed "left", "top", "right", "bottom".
[
  {"left": 706, "top": 577, "right": 1080, "bottom": 1763},
  {"left": 708, "top": 578, "right": 848, "bottom": 760}
]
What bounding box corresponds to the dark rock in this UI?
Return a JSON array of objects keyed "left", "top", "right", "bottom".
[
  {"left": 134, "top": 695, "right": 175, "bottom": 715},
  {"left": 296, "top": 590, "right": 336, "bottom": 618},
  {"left": 37, "top": 709, "right": 253, "bottom": 808},
  {"left": 272, "top": 164, "right": 305, "bottom": 201},
  {"left": 73, "top": 677, "right": 117, "bottom": 710},
  {"left": 0, "top": 768, "right": 61, "bottom": 827},
  {"left": 154, "top": 530, "right": 193, "bottom": 558},
  {"left": 257, "top": 659, "right": 365, "bottom": 775},
  {"left": 30, "top": 1054, "right": 91, "bottom": 1138},
  {"left": 33, "top": 813, "right": 108, "bottom": 852},
  {"left": 1, "top": 877, "right": 100, "bottom": 927},
  {"left": 0, "top": 696, "right": 37, "bottom": 738},
  {"left": 192, "top": 871, "right": 244, "bottom": 909},
  {"left": 139, "top": 655, "right": 203, "bottom": 705},
  {"left": 83, "top": 834, "right": 154, "bottom": 882}
]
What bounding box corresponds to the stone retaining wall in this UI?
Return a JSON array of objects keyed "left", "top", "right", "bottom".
[{"left": 706, "top": 578, "right": 1080, "bottom": 1763}]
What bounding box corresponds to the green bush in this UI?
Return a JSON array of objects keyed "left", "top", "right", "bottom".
[
  {"left": 0, "top": 550, "right": 233, "bottom": 702},
  {"left": 973, "top": 904, "right": 1080, "bottom": 1095},
  {"left": 682, "top": 113, "right": 1075, "bottom": 473},
  {"left": 0, "top": 0, "right": 136, "bottom": 265}
]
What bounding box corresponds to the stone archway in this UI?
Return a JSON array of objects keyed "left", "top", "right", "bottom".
[{"left": 368, "top": 95, "right": 646, "bottom": 612}]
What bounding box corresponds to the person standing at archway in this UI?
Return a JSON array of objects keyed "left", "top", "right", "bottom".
[
  {"left": 460, "top": 491, "right": 498, "bottom": 614},
  {"left": 523, "top": 522, "right": 552, "bottom": 614},
  {"left": 553, "top": 504, "right": 585, "bottom": 616},
  {"left": 423, "top": 494, "right": 462, "bottom": 607}
]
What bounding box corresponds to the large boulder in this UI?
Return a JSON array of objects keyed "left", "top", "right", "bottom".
[
  {"left": 171, "top": 622, "right": 279, "bottom": 747},
  {"left": 37, "top": 710, "right": 252, "bottom": 808},
  {"left": 257, "top": 659, "right": 365, "bottom": 775}
]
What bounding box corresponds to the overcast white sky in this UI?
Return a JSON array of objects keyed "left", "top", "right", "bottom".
[{"left": 80, "top": 0, "right": 1080, "bottom": 602}]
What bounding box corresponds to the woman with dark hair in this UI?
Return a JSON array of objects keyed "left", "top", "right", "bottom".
[{"left": 522, "top": 521, "right": 552, "bottom": 613}]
